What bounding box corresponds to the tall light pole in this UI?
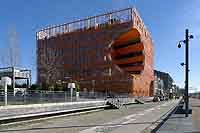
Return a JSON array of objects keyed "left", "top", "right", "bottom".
[{"left": 178, "top": 29, "right": 193, "bottom": 117}]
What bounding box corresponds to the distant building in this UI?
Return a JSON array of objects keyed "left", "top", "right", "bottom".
[
  {"left": 36, "top": 7, "right": 154, "bottom": 96},
  {"left": 0, "top": 67, "right": 31, "bottom": 94},
  {"left": 154, "top": 70, "right": 174, "bottom": 96}
]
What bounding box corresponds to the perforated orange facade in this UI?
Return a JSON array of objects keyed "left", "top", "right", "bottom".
[{"left": 37, "top": 8, "right": 154, "bottom": 96}]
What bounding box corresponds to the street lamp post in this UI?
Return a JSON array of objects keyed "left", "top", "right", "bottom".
[
  {"left": 178, "top": 29, "right": 193, "bottom": 117},
  {"left": 185, "top": 29, "right": 189, "bottom": 117}
]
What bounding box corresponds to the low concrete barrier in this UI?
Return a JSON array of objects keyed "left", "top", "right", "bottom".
[
  {"left": 0, "top": 105, "right": 108, "bottom": 125},
  {"left": 0, "top": 100, "right": 106, "bottom": 124}
]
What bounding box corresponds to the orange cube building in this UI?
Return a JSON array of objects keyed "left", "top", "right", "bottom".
[{"left": 36, "top": 7, "right": 154, "bottom": 96}]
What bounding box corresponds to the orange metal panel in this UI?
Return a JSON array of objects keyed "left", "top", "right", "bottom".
[
  {"left": 114, "top": 29, "right": 140, "bottom": 44},
  {"left": 111, "top": 43, "right": 144, "bottom": 57},
  {"left": 37, "top": 8, "right": 154, "bottom": 97},
  {"left": 113, "top": 55, "right": 145, "bottom": 65},
  {"left": 123, "top": 65, "right": 144, "bottom": 71}
]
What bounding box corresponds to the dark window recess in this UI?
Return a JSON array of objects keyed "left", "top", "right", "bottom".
[
  {"left": 113, "top": 37, "right": 141, "bottom": 50},
  {"left": 118, "top": 61, "right": 143, "bottom": 68},
  {"left": 127, "top": 71, "right": 141, "bottom": 74},
  {"left": 114, "top": 51, "right": 143, "bottom": 60}
]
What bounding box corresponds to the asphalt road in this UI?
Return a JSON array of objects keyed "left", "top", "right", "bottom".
[{"left": 0, "top": 100, "right": 179, "bottom": 133}]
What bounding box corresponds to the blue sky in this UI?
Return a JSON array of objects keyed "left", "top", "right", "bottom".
[{"left": 0, "top": 0, "right": 199, "bottom": 92}]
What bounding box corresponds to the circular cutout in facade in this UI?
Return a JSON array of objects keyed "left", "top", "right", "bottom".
[{"left": 111, "top": 28, "right": 145, "bottom": 76}]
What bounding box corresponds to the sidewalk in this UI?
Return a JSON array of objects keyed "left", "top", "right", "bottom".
[{"left": 156, "top": 98, "right": 200, "bottom": 133}]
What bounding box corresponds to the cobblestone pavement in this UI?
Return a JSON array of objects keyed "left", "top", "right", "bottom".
[
  {"left": 191, "top": 98, "right": 200, "bottom": 131},
  {"left": 157, "top": 98, "right": 200, "bottom": 133}
]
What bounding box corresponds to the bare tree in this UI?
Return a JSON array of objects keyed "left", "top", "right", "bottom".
[
  {"left": 4, "top": 25, "right": 21, "bottom": 67},
  {"left": 0, "top": 48, "right": 6, "bottom": 67},
  {"left": 38, "top": 45, "right": 58, "bottom": 89}
]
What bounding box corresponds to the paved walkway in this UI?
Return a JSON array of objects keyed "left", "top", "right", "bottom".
[
  {"left": 79, "top": 99, "right": 180, "bottom": 133},
  {"left": 157, "top": 98, "right": 200, "bottom": 133},
  {"left": 0, "top": 100, "right": 179, "bottom": 133}
]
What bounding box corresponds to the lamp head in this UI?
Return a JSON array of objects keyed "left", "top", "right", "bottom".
[
  {"left": 180, "top": 62, "right": 185, "bottom": 66},
  {"left": 189, "top": 35, "right": 194, "bottom": 39},
  {"left": 178, "top": 43, "right": 181, "bottom": 48}
]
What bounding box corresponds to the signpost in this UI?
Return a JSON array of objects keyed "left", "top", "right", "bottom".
[
  {"left": 68, "top": 82, "right": 75, "bottom": 102},
  {"left": 1, "top": 77, "right": 12, "bottom": 106}
]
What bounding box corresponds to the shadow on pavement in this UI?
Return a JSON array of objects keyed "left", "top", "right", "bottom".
[
  {"left": 174, "top": 103, "right": 192, "bottom": 114},
  {"left": 0, "top": 121, "right": 161, "bottom": 132}
]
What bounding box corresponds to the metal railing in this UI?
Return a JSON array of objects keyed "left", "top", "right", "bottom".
[
  {"left": 36, "top": 8, "right": 133, "bottom": 40},
  {"left": 190, "top": 92, "right": 200, "bottom": 99},
  {"left": 0, "top": 90, "right": 133, "bottom": 106}
]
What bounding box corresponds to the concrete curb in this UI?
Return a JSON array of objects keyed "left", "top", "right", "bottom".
[
  {"left": 0, "top": 105, "right": 109, "bottom": 125},
  {"left": 142, "top": 98, "right": 183, "bottom": 133}
]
